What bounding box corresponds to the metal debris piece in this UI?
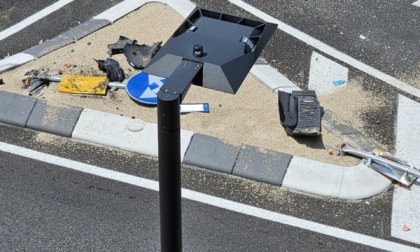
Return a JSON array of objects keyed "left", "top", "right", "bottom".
[
  {"left": 107, "top": 36, "right": 137, "bottom": 56},
  {"left": 24, "top": 70, "right": 50, "bottom": 95},
  {"left": 123, "top": 41, "right": 162, "bottom": 69},
  {"left": 278, "top": 90, "right": 322, "bottom": 136},
  {"left": 94, "top": 58, "right": 125, "bottom": 82},
  {"left": 341, "top": 144, "right": 419, "bottom": 187}
]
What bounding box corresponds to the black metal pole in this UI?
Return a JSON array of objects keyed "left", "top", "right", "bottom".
[
  {"left": 157, "top": 60, "right": 203, "bottom": 252},
  {"left": 158, "top": 93, "right": 182, "bottom": 252}
]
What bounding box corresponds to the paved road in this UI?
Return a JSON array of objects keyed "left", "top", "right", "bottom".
[
  {"left": 0, "top": 0, "right": 124, "bottom": 58},
  {"left": 1, "top": 1, "right": 420, "bottom": 251},
  {"left": 244, "top": 0, "right": 420, "bottom": 81},
  {"left": 1, "top": 124, "right": 415, "bottom": 251}
]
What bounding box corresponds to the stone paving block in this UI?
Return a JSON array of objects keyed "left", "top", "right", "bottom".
[
  {"left": 61, "top": 19, "right": 110, "bottom": 41},
  {"left": 72, "top": 109, "right": 193, "bottom": 161},
  {"left": 232, "top": 145, "right": 292, "bottom": 185},
  {"left": 183, "top": 133, "right": 240, "bottom": 174},
  {"left": 23, "top": 36, "right": 76, "bottom": 58},
  {"left": 339, "top": 163, "right": 391, "bottom": 200},
  {"left": 0, "top": 91, "right": 37, "bottom": 127},
  {"left": 26, "top": 100, "right": 82, "bottom": 137},
  {"left": 282, "top": 156, "right": 345, "bottom": 198},
  {"left": 23, "top": 20, "right": 109, "bottom": 58},
  {"left": 251, "top": 64, "right": 301, "bottom": 93}
]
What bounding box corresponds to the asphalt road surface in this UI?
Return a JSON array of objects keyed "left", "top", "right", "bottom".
[
  {"left": 0, "top": 123, "right": 407, "bottom": 251},
  {"left": 1, "top": 1, "right": 420, "bottom": 251}
]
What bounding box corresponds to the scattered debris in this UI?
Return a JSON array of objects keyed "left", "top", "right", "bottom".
[
  {"left": 38, "top": 39, "right": 43, "bottom": 45},
  {"left": 123, "top": 41, "right": 162, "bottom": 69},
  {"left": 107, "top": 36, "right": 162, "bottom": 69},
  {"left": 57, "top": 62, "right": 74, "bottom": 74},
  {"left": 107, "top": 36, "right": 137, "bottom": 56},
  {"left": 180, "top": 103, "right": 210, "bottom": 114},
  {"left": 359, "top": 35, "right": 367, "bottom": 40},
  {"left": 333, "top": 80, "right": 346, "bottom": 86},
  {"left": 23, "top": 70, "right": 50, "bottom": 96},
  {"left": 23, "top": 71, "right": 110, "bottom": 96},
  {"left": 340, "top": 143, "right": 419, "bottom": 187},
  {"left": 58, "top": 75, "right": 109, "bottom": 95},
  {"left": 278, "top": 90, "right": 322, "bottom": 136},
  {"left": 327, "top": 148, "right": 335, "bottom": 155},
  {"left": 94, "top": 58, "right": 125, "bottom": 82},
  {"left": 402, "top": 225, "right": 411, "bottom": 232},
  {"left": 0, "top": 78, "right": 4, "bottom": 85}
]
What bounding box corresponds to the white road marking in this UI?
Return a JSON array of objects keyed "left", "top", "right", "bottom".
[
  {"left": 0, "top": 53, "right": 36, "bottom": 72},
  {"left": 0, "top": 141, "right": 419, "bottom": 251},
  {"left": 308, "top": 51, "right": 349, "bottom": 95},
  {"left": 413, "top": 1, "right": 420, "bottom": 7},
  {"left": 392, "top": 95, "right": 420, "bottom": 245},
  {"left": 227, "top": 0, "right": 420, "bottom": 99},
  {"left": 0, "top": 0, "right": 75, "bottom": 41},
  {"left": 392, "top": 182, "right": 420, "bottom": 245},
  {"left": 395, "top": 95, "right": 420, "bottom": 164}
]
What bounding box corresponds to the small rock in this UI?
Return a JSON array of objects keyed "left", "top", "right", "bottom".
[{"left": 327, "top": 148, "right": 335, "bottom": 155}]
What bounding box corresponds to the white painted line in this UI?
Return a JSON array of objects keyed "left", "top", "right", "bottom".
[
  {"left": 0, "top": 53, "right": 36, "bottom": 73},
  {"left": 93, "top": 0, "right": 195, "bottom": 22},
  {"left": 395, "top": 95, "right": 420, "bottom": 163},
  {"left": 0, "top": 0, "right": 75, "bottom": 41},
  {"left": 308, "top": 51, "right": 349, "bottom": 95},
  {"left": 392, "top": 182, "right": 420, "bottom": 245},
  {"left": 392, "top": 95, "right": 420, "bottom": 245},
  {"left": 413, "top": 1, "right": 420, "bottom": 7},
  {"left": 227, "top": 0, "right": 420, "bottom": 99},
  {"left": 0, "top": 141, "right": 417, "bottom": 251}
]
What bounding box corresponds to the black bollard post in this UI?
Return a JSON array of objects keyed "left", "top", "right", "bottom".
[{"left": 157, "top": 60, "right": 203, "bottom": 252}]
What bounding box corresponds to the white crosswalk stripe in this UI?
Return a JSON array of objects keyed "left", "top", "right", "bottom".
[{"left": 391, "top": 95, "right": 420, "bottom": 245}]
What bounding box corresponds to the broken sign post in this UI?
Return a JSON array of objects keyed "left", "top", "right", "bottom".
[
  {"left": 341, "top": 144, "right": 420, "bottom": 186},
  {"left": 142, "top": 7, "right": 277, "bottom": 252}
]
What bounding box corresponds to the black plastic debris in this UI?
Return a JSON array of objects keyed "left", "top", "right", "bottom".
[
  {"left": 0, "top": 79, "right": 4, "bottom": 85},
  {"left": 94, "top": 58, "right": 125, "bottom": 82},
  {"left": 278, "top": 90, "right": 322, "bottom": 136},
  {"left": 123, "top": 41, "right": 162, "bottom": 69},
  {"left": 107, "top": 36, "right": 136, "bottom": 56}
]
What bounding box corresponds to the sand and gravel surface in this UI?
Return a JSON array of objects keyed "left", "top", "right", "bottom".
[{"left": 0, "top": 3, "right": 383, "bottom": 166}]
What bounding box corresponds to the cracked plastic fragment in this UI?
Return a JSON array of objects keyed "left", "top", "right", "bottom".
[
  {"left": 94, "top": 58, "right": 125, "bottom": 82},
  {"left": 107, "top": 35, "right": 137, "bottom": 56},
  {"left": 123, "top": 41, "right": 162, "bottom": 69}
]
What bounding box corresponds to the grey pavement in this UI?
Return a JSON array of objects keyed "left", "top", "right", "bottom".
[{"left": 0, "top": 0, "right": 394, "bottom": 201}]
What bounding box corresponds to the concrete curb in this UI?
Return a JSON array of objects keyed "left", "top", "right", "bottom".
[{"left": 0, "top": 0, "right": 392, "bottom": 200}]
